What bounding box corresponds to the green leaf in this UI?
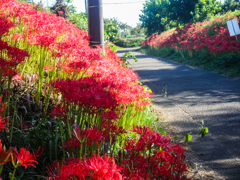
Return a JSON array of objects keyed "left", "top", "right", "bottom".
[
  {"left": 198, "top": 128, "right": 209, "bottom": 138},
  {"left": 184, "top": 133, "right": 192, "bottom": 143},
  {"left": 158, "top": 128, "right": 166, "bottom": 136}
]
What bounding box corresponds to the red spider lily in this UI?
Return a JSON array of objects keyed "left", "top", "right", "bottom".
[
  {"left": 132, "top": 125, "right": 152, "bottom": 136},
  {"left": 0, "top": 140, "right": 12, "bottom": 164},
  {"left": 143, "top": 15, "right": 240, "bottom": 55},
  {"left": 0, "top": 118, "right": 7, "bottom": 129},
  {"left": 102, "top": 110, "right": 119, "bottom": 120},
  {"left": 0, "top": 97, "right": 7, "bottom": 116},
  {"left": 83, "top": 155, "right": 123, "bottom": 180},
  {"left": 120, "top": 127, "right": 189, "bottom": 179},
  {"left": 74, "top": 127, "right": 102, "bottom": 146},
  {"left": 1, "top": 67, "right": 17, "bottom": 77},
  {"left": 1, "top": 0, "right": 151, "bottom": 117},
  {"left": 101, "top": 120, "right": 126, "bottom": 143},
  {"left": 47, "top": 155, "right": 122, "bottom": 180},
  {"left": 47, "top": 159, "right": 87, "bottom": 179},
  {"left": 11, "top": 147, "right": 42, "bottom": 169},
  {"left": 46, "top": 160, "right": 62, "bottom": 179},
  {"left": 0, "top": 17, "right": 15, "bottom": 36},
  {"left": 50, "top": 105, "right": 68, "bottom": 118},
  {"left": 62, "top": 138, "right": 81, "bottom": 152},
  {"left": 44, "top": 65, "right": 53, "bottom": 71},
  {"left": 12, "top": 74, "right": 23, "bottom": 81}
]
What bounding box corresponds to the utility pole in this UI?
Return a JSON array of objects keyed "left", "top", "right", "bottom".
[{"left": 88, "top": 0, "right": 105, "bottom": 53}]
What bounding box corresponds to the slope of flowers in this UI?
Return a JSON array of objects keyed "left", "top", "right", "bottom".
[
  {"left": 0, "top": 0, "right": 151, "bottom": 121},
  {"left": 45, "top": 125, "right": 189, "bottom": 180},
  {"left": 0, "top": 0, "right": 190, "bottom": 179},
  {"left": 142, "top": 11, "right": 240, "bottom": 57}
]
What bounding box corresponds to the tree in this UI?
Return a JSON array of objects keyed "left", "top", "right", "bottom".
[
  {"left": 130, "top": 23, "right": 145, "bottom": 35},
  {"left": 68, "top": 12, "right": 88, "bottom": 31},
  {"left": 191, "top": 0, "right": 222, "bottom": 23},
  {"left": 50, "top": 0, "right": 74, "bottom": 18},
  {"left": 140, "top": 0, "right": 170, "bottom": 36},
  {"left": 118, "top": 22, "right": 131, "bottom": 37},
  {"left": 167, "top": 0, "right": 198, "bottom": 24},
  {"left": 222, "top": 0, "right": 240, "bottom": 12},
  {"left": 104, "top": 18, "right": 120, "bottom": 41}
]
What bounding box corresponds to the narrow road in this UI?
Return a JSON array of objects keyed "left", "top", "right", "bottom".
[{"left": 118, "top": 48, "right": 240, "bottom": 180}]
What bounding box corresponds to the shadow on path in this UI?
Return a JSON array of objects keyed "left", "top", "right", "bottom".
[{"left": 117, "top": 48, "right": 240, "bottom": 179}]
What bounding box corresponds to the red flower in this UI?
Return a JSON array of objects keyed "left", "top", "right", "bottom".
[
  {"left": 132, "top": 125, "right": 152, "bottom": 136},
  {"left": 83, "top": 155, "right": 123, "bottom": 180},
  {"left": 62, "top": 138, "right": 81, "bottom": 152},
  {"left": 101, "top": 120, "right": 126, "bottom": 143},
  {"left": 12, "top": 147, "right": 42, "bottom": 169},
  {"left": 0, "top": 118, "right": 7, "bottom": 129},
  {"left": 0, "top": 17, "right": 15, "bottom": 36},
  {"left": 50, "top": 105, "right": 68, "bottom": 118},
  {"left": 0, "top": 140, "right": 12, "bottom": 164},
  {"left": 74, "top": 127, "right": 102, "bottom": 146}
]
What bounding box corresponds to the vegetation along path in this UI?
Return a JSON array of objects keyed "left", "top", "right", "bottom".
[{"left": 118, "top": 47, "right": 240, "bottom": 180}]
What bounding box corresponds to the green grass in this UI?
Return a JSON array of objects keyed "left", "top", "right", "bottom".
[{"left": 115, "top": 45, "right": 123, "bottom": 51}]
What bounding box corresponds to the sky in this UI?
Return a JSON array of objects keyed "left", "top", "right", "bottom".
[
  {"left": 34, "top": 0, "right": 146, "bottom": 27},
  {"left": 35, "top": 0, "right": 225, "bottom": 27},
  {"left": 72, "top": 0, "right": 145, "bottom": 27}
]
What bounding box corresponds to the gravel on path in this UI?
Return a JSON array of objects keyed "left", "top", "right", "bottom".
[{"left": 117, "top": 47, "right": 240, "bottom": 180}]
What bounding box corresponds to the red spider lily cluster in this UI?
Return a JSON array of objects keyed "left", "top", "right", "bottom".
[
  {"left": 0, "top": 0, "right": 190, "bottom": 179},
  {"left": 57, "top": 122, "right": 189, "bottom": 179},
  {"left": 0, "top": 0, "right": 151, "bottom": 115},
  {"left": 142, "top": 13, "right": 240, "bottom": 55},
  {"left": 0, "top": 17, "right": 29, "bottom": 93},
  {"left": 47, "top": 155, "right": 123, "bottom": 180},
  {"left": 120, "top": 125, "right": 188, "bottom": 179}
]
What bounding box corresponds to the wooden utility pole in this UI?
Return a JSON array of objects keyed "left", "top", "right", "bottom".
[{"left": 88, "top": 0, "right": 105, "bottom": 53}]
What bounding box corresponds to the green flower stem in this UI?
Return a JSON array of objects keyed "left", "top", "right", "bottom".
[
  {"left": 79, "top": 144, "right": 83, "bottom": 161},
  {"left": 59, "top": 120, "right": 65, "bottom": 161},
  {"left": 10, "top": 113, "right": 15, "bottom": 143},
  {"left": 10, "top": 168, "right": 16, "bottom": 180},
  {"left": 0, "top": 163, "right": 4, "bottom": 176}
]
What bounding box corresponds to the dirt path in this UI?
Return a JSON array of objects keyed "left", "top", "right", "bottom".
[{"left": 117, "top": 48, "right": 240, "bottom": 180}]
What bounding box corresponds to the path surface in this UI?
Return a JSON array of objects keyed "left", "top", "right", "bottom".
[{"left": 117, "top": 48, "right": 240, "bottom": 180}]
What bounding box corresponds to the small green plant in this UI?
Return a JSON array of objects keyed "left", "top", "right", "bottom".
[
  {"left": 184, "top": 120, "right": 209, "bottom": 143},
  {"left": 122, "top": 52, "right": 138, "bottom": 66}
]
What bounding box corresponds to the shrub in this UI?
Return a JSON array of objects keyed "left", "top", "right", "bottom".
[
  {"left": 113, "top": 37, "right": 145, "bottom": 47},
  {"left": 142, "top": 11, "right": 240, "bottom": 76}
]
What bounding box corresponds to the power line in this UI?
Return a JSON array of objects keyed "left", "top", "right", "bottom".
[{"left": 103, "top": 1, "right": 145, "bottom": 5}]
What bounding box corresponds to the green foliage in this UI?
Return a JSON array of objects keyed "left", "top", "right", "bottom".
[
  {"left": 104, "top": 18, "right": 120, "bottom": 41},
  {"left": 198, "top": 128, "right": 209, "bottom": 137},
  {"left": 140, "top": 0, "right": 240, "bottom": 36},
  {"left": 184, "top": 133, "right": 193, "bottom": 143},
  {"left": 140, "top": 0, "right": 170, "bottom": 36},
  {"left": 222, "top": 0, "right": 240, "bottom": 13},
  {"left": 168, "top": 0, "right": 198, "bottom": 24},
  {"left": 141, "top": 9, "right": 240, "bottom": 78},
  {"left": 140, "top": 0, "right": 204, "bottom": 36},
  {"left": 122, "top": 51, "right": 138, "bottom": 67},
  {"left": 130, "top": 23, "right": 146, "bottom": 36},
  {"left": 68, "top": 12, "right": 88, "bottom": 31},
  {"left": 112, "top": 37, "right": 144, "bottom": 48},
  {"left": 191, "top": 0, "right": 222, "bottom": 23}
]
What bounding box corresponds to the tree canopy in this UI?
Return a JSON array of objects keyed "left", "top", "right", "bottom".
[
  {"left": 139, "top": 0, "right": 169, "bottom": 36},
  {"left": 140, "top": 0, "right": 239, "bottom": 36}
]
